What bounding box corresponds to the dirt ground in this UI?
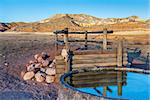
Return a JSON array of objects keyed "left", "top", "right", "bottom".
[
  {"left": 0, "top": 33, "right": 58, "bottom": 100},
  {"left": 0, "top": 31, "right": 149, "bottom": 100}
]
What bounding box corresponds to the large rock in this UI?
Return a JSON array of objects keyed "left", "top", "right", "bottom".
[
  {"left": 23, "top": 71, "right": 35, "bottom": 80},
  {"left": 46, "top": 75, "right": 55, "bottom": 83},
  {"left": 45, "top": 68, "right": 56, "bottom": 75},
  {"left": 35, "top": 72, "right": 46, "bottom": 82}
]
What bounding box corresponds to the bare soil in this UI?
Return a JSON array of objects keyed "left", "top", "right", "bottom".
[{"left": 0, "top": 33, "right": 58, "bottom": 100}]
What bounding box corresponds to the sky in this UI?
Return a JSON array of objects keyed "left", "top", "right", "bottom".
[{"left": 0, "top": 0, "right": 149, "bottom": 22}]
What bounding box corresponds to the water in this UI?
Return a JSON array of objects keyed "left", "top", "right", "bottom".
[{"left": 66, "top": 71, "right": 150, "bottom": 100}]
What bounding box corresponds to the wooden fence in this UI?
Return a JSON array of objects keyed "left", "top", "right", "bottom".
[{"left": 54, "top": 28, "right": 128, "bottom": 82}]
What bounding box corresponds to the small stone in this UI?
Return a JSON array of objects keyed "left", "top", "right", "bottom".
[
  {"left": 49, "top": 62, "right": 55, "bottom": 68},
  {"left": 34, "top": 63, "right": 41, "bottom": 68},
  {"left": 45, "top": 68, "right": 56, "bottom": 75},
  {"left": 41, "top": 52, "right": 48, "bottom": 59},
  {"left": 52, "top": 59, "right": 56, "bottom": 64},
  {"left": 34, "top": 54, "right": 40, "bottom": 60},
  {"left": 21, "top": 71, "right": 26, "bottom": 78},
  {"left": 4, "top": 62, "right": 8, "bottom": 66},
  {"left": 23, "top": 71, "right": 35, "bottom": 80},
  {"left": 34, "top": 68, "right": 40, "bottom": 73},
  {"left": 37, "top": 56, "right": 43, "bottom": 63},
  {"left": 42, "top": 60, "right": 49, "bottom": 67},
  {"left": 61, "top": 49, "right": 69, "bottom": 62},
  {"left": 29, "top": 60, "right": 36, "bottom": 64},
  {"left": 40, "top": 68, "right": 46, "bottom": 72},
  {"left": 35, "top": 72, "right": 46, "bottom": 82},
  {"left": 27, "top": 64, "right": 35, "bottom": 71},
  {"left": 46, "top": 75, "right": 55, "bottom": 83}
]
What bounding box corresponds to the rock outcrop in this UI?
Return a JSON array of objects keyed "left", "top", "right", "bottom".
[{"left": 0, "top": 23, "right": 10, "bottom": 32}]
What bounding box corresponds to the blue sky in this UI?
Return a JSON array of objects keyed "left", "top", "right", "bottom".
[{"left": 0, "top": 0, "right": 149, "bottom": 22}]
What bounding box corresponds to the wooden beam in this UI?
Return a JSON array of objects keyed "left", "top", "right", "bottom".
[
  {"left": 117, "top": 38, "right": 123, "bottom": 67},
  {"left": 117, "top": 72, "right": 123, "bottom": 96},
  {"left": 103, "top": 28, "right": 107, "bottom": 50},
  {"left": 103, "top": 86, "right": 107, "bottom": 96},
  {"left": 56, "top": 61, "right": 128, "bottom": 68},
  {"left": 85, "top": 31, "right": 88, "bottom": 50},
  {"left": 54, "top": 32, "right": 58, "bottom": 56},
  {"left": 55, "top": 53, "right": 127, "bottom": 60},
  {"left": 54, "top": 30, "right": 113, "bottom": 34}
]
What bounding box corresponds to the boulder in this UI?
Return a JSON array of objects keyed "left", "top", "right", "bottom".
[
  {"left": 45, "top": 68, "right": 56, "bottom": 75},
  {"left": 35, "top": 72, "right": 46, "bottom": 82},
  {"left": 23, "top": 71, "right": 35, "bottom": 80},
  {"left": 46, "top": 75, "right": 55, "bottom": 83}
]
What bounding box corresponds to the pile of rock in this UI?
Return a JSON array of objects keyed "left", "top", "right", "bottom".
[{"left": 22, "top": 52, "right": 56, "bottom": 83}]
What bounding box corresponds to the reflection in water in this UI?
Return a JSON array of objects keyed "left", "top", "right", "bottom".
[{"left": 65, "top": 70, "right": 150, "bottom": 100}]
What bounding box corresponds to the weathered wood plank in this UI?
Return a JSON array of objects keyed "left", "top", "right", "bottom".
[
  {"left": 56, "top": 60, "right": 128, "bottom": 69},
  {"left": 56, "top": 57, "right": 128, "bottom": 65},
  {"left": 72, "top": 61, "right": 128, "bottom": 68},
  {"left": 55, "top": 53, "right": 127, "bottom": 60}
]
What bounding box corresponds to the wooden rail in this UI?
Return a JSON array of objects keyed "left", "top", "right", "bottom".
[{"left": 54, "top": 28, "right": 113, "bottom": 52}]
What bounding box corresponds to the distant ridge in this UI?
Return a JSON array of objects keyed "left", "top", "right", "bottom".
[{"left": 0, "top": 14, "right": 149, "bottom": 32}]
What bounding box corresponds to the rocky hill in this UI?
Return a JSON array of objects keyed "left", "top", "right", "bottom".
[{"left": 1, "top": 14, "right": 150, "bottom": 32}]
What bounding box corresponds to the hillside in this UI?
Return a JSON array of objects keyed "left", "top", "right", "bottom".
[{"left": 1, "top": 14, "right": 150, "bottom": 32}]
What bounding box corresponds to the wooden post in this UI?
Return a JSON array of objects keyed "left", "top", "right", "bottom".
[
  {"left": 54, "top": 32, "right": 58, "bottom": 56},
  {"left": 103, "top": 28, "right": 107, "bottom": 50},
  {"left": 63, "top": 28, "right": 71, "bottom": 72},
  {"left": 64, "top": 28, "right": 69, "bottom": 51},
  {"left": 117, "top": 38, "right": 123, "bottom": 67},
  {"left": 85, "top": 31, "right": 88, "bottom": 50},
  {"left": 117, "top": 72, "right": 123, "bottom": 96},
  {"left": 103, "top": 86, "right": 107, "bottom": 96}
]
